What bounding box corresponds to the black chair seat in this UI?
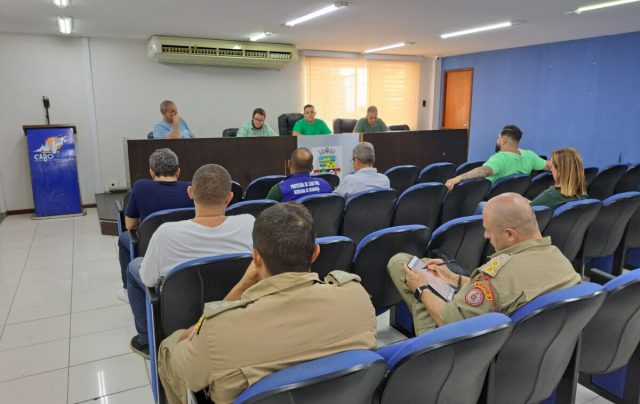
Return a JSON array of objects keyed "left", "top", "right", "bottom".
[
  {"left": 417, "top": 162, "right": 456, "bottom": 184},
  {"left": 486, "top": 174, "right": 530, "bottom": 200},
  {"left": 589, "top": 164, "right": 628, "bottom": 200},
  {"left": 333, "top": 118, "right": 358, "bottom": 133},
  {"left": 440, "top": 178, "right": 491, "bottom": 225},
  {"left": 525, "top": 171, "right": 555, "bottom": 200},
  {"left": 341, "top": 189, "right": 397, "bottom": 245},
  {"left": 278, "top": 113, "right": 304, "bottom": 136},
  {"left": 313, "top": 236, "right": 356, "bottom": 279},
  {"left": 426, "top": 215, "right": 486, "bottom": 275},
  {"left": 312, "top": 173, "right": 340, "bottom": 189},
  {"left": 298, "top": 193, "right": 345, "bottom": 237},
  {"left": 384, "top": 165, "right": 419, "bottom": 194},
  {"left": 226, "top": 199, "right": 277, "bottom": 218},
  {"left": 134, "top": 207, "right": 196, "bottom": 257},
  {"left": 615, "top": 164, "right": 640, "bottom": 193},
  {"left": 392, "top": 183, "right": 446, "bottom": 231},
  {"left": 244, "top": 175, "right": 285, "bottom": 200},
  {"left": 222, "top": 128, "right": 239, "bottom": 137}
]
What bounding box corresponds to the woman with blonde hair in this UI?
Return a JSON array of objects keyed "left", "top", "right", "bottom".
[{"left": 531, "top": 147, "right": 588, "bottom": 209}]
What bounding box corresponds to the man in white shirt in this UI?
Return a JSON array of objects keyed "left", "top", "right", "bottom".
[
  {"left": 334, "top": 141, "right": 390, "bottom": 202},
  {"left": 126, "top": 164, "right": 255, "bottom": 358}
]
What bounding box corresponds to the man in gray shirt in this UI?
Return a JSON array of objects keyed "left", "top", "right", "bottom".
[{"left": 334, "top": 141, "right": 390, "bottom": 201}]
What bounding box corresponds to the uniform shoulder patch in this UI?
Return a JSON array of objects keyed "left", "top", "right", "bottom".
[
  {"left": 203, "top": 300, "right": 249, "bottom": 319},
  {"left": 480, "top": 254, "right": 512, "bottom": 277},
  {"left": 465, "top": 288, "right": 485, "bottom": 307},
  {"left": 324, "top": 270, "right": 361, "bottom": 286}
]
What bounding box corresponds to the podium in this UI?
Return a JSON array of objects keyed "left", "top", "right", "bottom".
[{"left": 23, "top": 125, "right": 83, "bottom": 218}]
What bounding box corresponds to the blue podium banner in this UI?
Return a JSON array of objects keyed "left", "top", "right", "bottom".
[{"left": 24, "top": 126, "right": 82, "bottom": 217}]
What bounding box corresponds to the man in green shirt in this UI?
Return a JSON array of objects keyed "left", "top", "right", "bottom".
[
  {"left": 445, "top": 125, "right": 549, "bottom": 190},
  {"left": 237, "top": 108, "right": 277, "bottom": 137},
  {"left": 353, "top": 105, "right": 389, "bottom": 133},
  {"left": 292, "top": 104, "right": 332, "bottom": 136}
]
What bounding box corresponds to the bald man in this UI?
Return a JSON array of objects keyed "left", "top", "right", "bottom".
[
  {"left": 266, "top": 148, "right": 333, "bottom": 202},
  {"left": 388, "top": 193, "right": 581, "bottom": 335}
]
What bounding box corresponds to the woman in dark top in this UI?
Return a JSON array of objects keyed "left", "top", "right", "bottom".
[{"left": 531, "top": 147, "right": 588, "bottom": 209}]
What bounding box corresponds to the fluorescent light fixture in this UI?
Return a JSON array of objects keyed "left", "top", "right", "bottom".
[
  {"left": 573, "top": 0, "right": 640, "bottom": 13},
  {"left": 285, "top": 2, "right": 350, "bottom": 27},
  {"left": 363, "top": 42, "right": 413, "bottom": 54},
  {"left": 440, "top": 21, "right": 513, "bottom": 39},
  {"left": 53, "top": 0, "right": 70, "bottom": 7},
  {"left": 57, "top": 16, "right": 72, "bottom": 34},
  {"left": 249, "top": 32, "right": 272, "bottom": 42}
]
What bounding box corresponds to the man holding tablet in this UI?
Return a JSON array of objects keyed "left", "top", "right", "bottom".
[{"left": 387, "top": 193, "right": 581, "bottom": 335}]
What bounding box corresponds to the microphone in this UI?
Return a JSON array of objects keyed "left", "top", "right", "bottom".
[{"left": 42, "top": 96, "right": 50, "bottom": 125}]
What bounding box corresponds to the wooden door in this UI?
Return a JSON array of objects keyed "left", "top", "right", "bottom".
[{"left": 442, "top": 69, "right": 473, "bottom": 129}]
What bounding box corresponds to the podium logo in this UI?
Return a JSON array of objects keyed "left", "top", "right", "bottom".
[{"left": 33, "top": 136, "right": 67, "bottom": 162}]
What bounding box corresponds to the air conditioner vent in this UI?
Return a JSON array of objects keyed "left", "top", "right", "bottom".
[
  {"left": 192, "top": 47, "right": 217, "bottom": 56},
  {"left": 161, "top": 45, "right": 190, "bottom": 54}
]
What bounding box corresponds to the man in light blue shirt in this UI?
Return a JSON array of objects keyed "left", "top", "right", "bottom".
[
  {"left": 334, "top": 141, "right": 390, "bottom": 201},
  {"left": 152, "top": 100, "right": 195, "bottom": 139}
]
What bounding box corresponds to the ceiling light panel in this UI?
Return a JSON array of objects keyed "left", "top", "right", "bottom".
[
  {"left": 440, "top": 21, "right": 513, "bottom": 39},
  {"left": 285, "top": 2, "right": 350, "bottom": 27}
]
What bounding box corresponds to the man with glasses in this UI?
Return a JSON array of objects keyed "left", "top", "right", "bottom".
[
  {"left": 237, "top": 108, "right": 277, "bottom": 137},
  {"left": 334, "top": 141, "right": 390, "bottom": 201}
]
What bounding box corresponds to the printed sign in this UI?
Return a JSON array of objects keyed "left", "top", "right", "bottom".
[{"left": 311, "top": 146, "right": 342, "bottom": 176}]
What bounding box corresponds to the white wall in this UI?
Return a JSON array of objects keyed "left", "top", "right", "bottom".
[{"left": 0, "top": 33, "right": 435, "bottom": 211}]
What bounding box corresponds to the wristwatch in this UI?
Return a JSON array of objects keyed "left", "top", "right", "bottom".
[{"left": 414, "top": 284, "right": 429, "bottom": 300}]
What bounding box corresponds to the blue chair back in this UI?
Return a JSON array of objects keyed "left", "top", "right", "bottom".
[
  {"left": 384, "top": 165, "right": 419, "bottom": 194},
  {"left": 298, "top": 194, "right": 345, "bottom": 237},
  {"left": 440, "top": 178, "right": 491, "bottom": 224},
  {"left": 244, "top": 175, "right": 286, "bottom": 200},
  {"left": 489, "top": 283, "right": 606, "bottom": 404},
  {"left": 543, "top": 199, "right": 602, "bottom": 262},
  {"left": 486, "top": 174, "right": 531, "bottom": 200},
  {"left": 233, "top": 350, "right": 388, "bottom": 404},
  {"left": 454, "top": 160, "right": 484, "bottom": 176},
  {"left": 525, "top": 171, "right": 555, "bottom": 200},
  {"left": 378, "top": 313, "right": 513, "bottom": 404},
  {"left": 311, "top": 173, "right": 340, "bottom": 189},
  {"left": 426, "top": 215, "right": 486, "bottom": 274},
  {"left": 353, "top": 225, "right": 431, "bottom": 311},
  {"left": 313, "top": 236, "right": 356, "bottom": 279},
  {"left": 615, "top": 163, "right": 640, "bottom": 193},
  {"left": 341, "top": 189, "right": 397, "bottom": 245},
  {"left": 392, "top": 183, "right": 446, "bottom": 230},
  {"left": 589, "top": 164, "right": 629, "bottom": 200},
  {"left": 226, "top": 199, "right": 277, "bottom": 218},
  {"left": 230, "top": 181, "right": 243, "bottom": 205},
  {"left": 584, "top": 167, "right": 599, "bottom": 187},
  {"left": 417, "top": 162, "right": 456, "bottom": 184},
  {"left": 136, "top": 207, "right": 195, "bottom": 257},
  {"left": 532, "top": 205, "right": 554, "bottom": 232}
]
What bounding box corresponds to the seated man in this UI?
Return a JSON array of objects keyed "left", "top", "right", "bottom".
[
  {"left": 117, "top": 148, "right": 193, "bottom": 302},
  {"left": 353, "top": 105, "right": 389, "bottom": 133},
  {"left": 157, "top": 203, "right": 377, "bottom": 404},
  {"left": 127, "top": 164, "right": 255, "bottom": 358},
  {"left": 237, "top": 107, "right": 277, "bottom": 137},
  {"left": 153, "top": 100, "right": 195, "bottom": 139},
  {"left": 388, "top": 193, "right": 581, "bottom": 335},
  {"left": 445, "top": 125, "right": 547, "bottom": 190},
  {"left": 334, "top": 141, "right": 390, "bottom": 201},
  {"left": 266, "top": 148, "right": 332, "bottom": 202},
  {"left": 291, "top": 104, "right": 331, "bottom": 136}
]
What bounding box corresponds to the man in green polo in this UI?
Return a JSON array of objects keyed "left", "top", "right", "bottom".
[
  {"left": 353, "top": 105, "right": 389, "bottom": 133},
  {"left": 292, "top": 104, "right": 332, "bottom": 136}
]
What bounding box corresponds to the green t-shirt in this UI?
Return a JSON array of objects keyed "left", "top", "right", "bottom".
[
  {"left": 292, "top": 118, "right": 331, "bottom": 135},
  {"left": 353, "top": 117, "right": 389, "bottom": 133},
  {"left": 530, "top": 186, "right": 587, "bottom": 210},
  {"left": 236, "top": 121, "right": 277, "bottom": 137},
  {"left": 483, "top": 149, "right": 546, "bottom": 182}
]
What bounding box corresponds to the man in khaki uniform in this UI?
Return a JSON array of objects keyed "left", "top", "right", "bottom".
[
  {"left": 388, "top": 193, "right": 581, "bottom": 335},
  {"left": 158, "top": 203, "right": 377, "bottom": 404}
]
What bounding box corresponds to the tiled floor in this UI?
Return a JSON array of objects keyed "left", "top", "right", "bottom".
[{"left": 0, "top": 209, "right": 611, "bottom": 403}]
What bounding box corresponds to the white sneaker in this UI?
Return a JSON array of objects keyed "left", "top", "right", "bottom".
[{"left": 117, "top": 288, "right": 129, "bottom": 303}]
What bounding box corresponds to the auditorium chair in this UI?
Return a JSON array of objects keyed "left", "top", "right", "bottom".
[
  {"left": 584, "top": 167, "right": 599, "bottom": 188},
  {"left": 454, "top": 160, "right": 484, "bottom": 176},
  {"left": 524, "top": 171, "right": 555, "bottom": 200},
  {"left": 147, "top": 253, "right": 253, "bottom": 404},
  {"left": 277, "top": 113, "right": 304, "bottom": 136},
  {"left": 222, "top": 128, "right": 239, "bottom": 137},
  {"left": 613, "top": 207, "right": 640, "bottom": 274},
  {"left": 384, "top": 165, "right": 419, "bottom": 194},
  {"left": 332, "top": 118, "right": 358, "bottom": 133},
  {"left": 231, "top": 350, "right": 387, "bottom": 404},
  {"left": 542, "top": 199, "right": 601, "bottom": 263},
  {"left": 389, "top": 124, "right": 410, "bottom": 131},
  {"left": 298, "top": 193, "right": 345, "bottom": 237},
  {"left": 352, "top": 225, "right": 431, "bottom": 312},
  {"left": 226, "top": 199, "right": 276, "bottom": 218},
  {"left": 485, "top": 173, "right": 530, "bottom": 200},
  {"left": 589, "top": 164, "right": 628, "bottom": 200},
  {"left": 576, "top": 269, "right": 640, "bottom": 404},
  {"left": 129, "top": 207, "right": 195, "bottom": 259},
  {"left": 230, "top": 181, "right": 243, "bottom": 206},
  {"left": 312, "top": 236, "right": 356, "bottom": 279},
  {"left": 425, "top": 215, "right": 486, "bottom": 274},
  {"left": 482, "top": 283, "right": 606, "bottom": 404},
  {"left": 244, "top": 175, "right": 285, "bottom": 200},
  {"left": 340, "top": 189, "right": 397, "bottom": 245},
  {"left": 581, "top": 192, "right": 640, "bottom": 276},
  {"left": 311, "top": 172, "right": 340, "bottom": 189},
  {"left": 147, "top": 131, "right": 154, "bottom": 139},
  {"left": 115, "top": 190, "right": 131, "bottom": 235},
  {"left": 417, "top": 162, "right": 456, "bottom": 184},
  {"left": 615, "top": 163, "right": 640, "bottom": 193},
  {"left": 440, "top": 178, "right": 491, "bottom": 225},
  {"left": 378, "top": 313, "right": 513, "bottom": 404},
  {"left": 392, "top": 182, "right": 447, "bottom": 231}
]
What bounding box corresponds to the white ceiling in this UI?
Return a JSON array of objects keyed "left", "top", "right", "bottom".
[{"left": 1, "top": 0, "right": 640, "bottom": 57}]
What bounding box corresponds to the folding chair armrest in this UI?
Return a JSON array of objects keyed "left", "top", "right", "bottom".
[
  {"left": 129, "top": 230, "right": 139, "bottom": 260},
  {"left": 115, "top": 200, "right": 125, "bottom": 234},
  {"left": 588, "top": 267, "right": 615, "bottom": 285}
]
